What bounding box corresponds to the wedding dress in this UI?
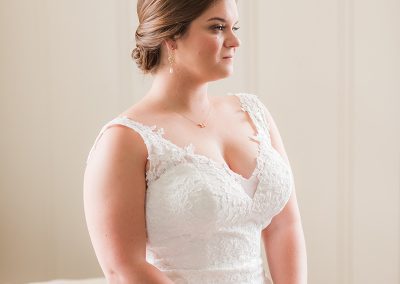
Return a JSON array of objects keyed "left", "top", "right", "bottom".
[{"left": 87, "top": 93, "right": 294, "bottom": 283}]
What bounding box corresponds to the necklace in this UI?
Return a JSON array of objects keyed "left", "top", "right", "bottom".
[{"left": 172, "top": 103, "right": 212, "bottom": 128}]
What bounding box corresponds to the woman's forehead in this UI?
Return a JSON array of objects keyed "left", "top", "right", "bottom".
[{"left": 196, "top": 0, "right": 239, "bottom": 24}]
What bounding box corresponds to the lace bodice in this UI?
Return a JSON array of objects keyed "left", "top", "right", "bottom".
[{"left": 86, "top": 93, "right": 294, "bottom": 284}]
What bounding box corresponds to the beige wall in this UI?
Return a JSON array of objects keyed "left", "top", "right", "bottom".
[{"left": 0, "top": 0, "right": 399, "bottom": 283}]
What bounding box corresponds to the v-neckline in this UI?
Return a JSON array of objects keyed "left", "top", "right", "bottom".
[{"left": 114, "top": 93, "right": 265, "bottom": 201}]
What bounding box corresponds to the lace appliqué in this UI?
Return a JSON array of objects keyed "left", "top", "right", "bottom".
[{"left": 85, "top": 92, "right": 294, "bottom": 284}]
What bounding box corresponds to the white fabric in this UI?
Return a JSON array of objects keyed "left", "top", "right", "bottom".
[{"left": 87, "top": 93, "right": 293, "bottom": 284}]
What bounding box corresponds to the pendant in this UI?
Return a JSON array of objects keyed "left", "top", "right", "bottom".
[{"left": 197, "top": 122, "right": 206, "bottom": 128}]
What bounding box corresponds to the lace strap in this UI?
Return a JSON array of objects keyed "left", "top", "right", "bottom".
[
  {"left": 233, "top": 93, "right": 272, "bottom": 143},
  {"left": 86, "top": 116, "right": 158, "bottom": 165}
]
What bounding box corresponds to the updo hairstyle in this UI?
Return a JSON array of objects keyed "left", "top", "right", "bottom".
[{"left": 131, "top": 0, "right": 219, "bottom": 74}]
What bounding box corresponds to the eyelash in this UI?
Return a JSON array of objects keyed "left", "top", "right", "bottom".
[{"left": 211, "top": 24, "right": 240, "bottom": 32}]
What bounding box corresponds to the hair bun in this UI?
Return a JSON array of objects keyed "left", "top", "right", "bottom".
[{"left": 131, "top": 44, "right": 145, "bottom": 67}]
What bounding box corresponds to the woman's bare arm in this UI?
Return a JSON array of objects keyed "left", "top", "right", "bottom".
[
  {"left": 261, "top": 107, "right": 308, "bottom": 284},
  {"left": 84, "top": 125, "right": 174, "bottom": 284}
]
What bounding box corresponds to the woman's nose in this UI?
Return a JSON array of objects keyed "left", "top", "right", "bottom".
[{"left": 225, "top": 31, "right": 241, "bottom": 48}]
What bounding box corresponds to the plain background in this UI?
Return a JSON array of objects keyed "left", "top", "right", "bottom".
[{"left": 0, "top": 0, "right": 399, "bottom": 283}]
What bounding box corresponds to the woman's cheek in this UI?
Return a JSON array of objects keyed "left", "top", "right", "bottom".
[{"left": 202, "top": 37, "right": 221, "bottom": 55}]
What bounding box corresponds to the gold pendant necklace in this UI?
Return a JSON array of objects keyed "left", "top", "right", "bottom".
[{"left": 173, "top": 103, "right": 212, "bottom": 128}]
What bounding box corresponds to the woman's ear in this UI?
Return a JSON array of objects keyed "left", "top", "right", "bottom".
[{"left": 164, "top": 38, "right": 177, "bottom": 51}]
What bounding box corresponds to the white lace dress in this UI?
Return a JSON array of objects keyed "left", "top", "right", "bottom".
[{"left": 87, "top": 93, "right": 294, "bottom": 284}]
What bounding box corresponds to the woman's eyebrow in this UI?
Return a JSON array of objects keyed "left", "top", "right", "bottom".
[{"left": 207, "top": 17, "right": 239, "bottom": 24}]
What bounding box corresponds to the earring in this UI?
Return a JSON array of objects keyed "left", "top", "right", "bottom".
[{"left": 168, "top": 47, "right": 175, "bottom": 74}]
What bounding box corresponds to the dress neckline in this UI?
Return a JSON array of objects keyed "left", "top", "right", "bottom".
[{"left": 113, "top": 93, "right": 266, "bottom": 201}]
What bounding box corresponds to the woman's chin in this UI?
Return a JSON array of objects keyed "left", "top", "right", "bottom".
[
  {"left": 208, "top": 72, "right": 232, "bottom": 82},
  {"left": 220, "top": 66, "right": 234, "bottom": 78}
]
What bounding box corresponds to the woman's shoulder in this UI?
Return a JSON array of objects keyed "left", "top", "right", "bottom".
[
  {"left": 86, "top": 101, "right": 153, "bottom": 166},
  {"left": 86, "top": 119, "right": 149, "bottom": 166},
  {"left": 118, "top": 97, "right": 167, "bottom": 125},
  {"left": 118, "top": 100, "right": 150, "bottom": 120}
]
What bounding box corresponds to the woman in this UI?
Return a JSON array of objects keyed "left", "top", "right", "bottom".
[{"left": 84, "top": 0, "right": 307, "bottom": 283}]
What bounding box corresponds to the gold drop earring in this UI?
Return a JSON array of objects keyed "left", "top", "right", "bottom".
[{"left": 168, "top": 47, "right": 175, "bottom": 74}]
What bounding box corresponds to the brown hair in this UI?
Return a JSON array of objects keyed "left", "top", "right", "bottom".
[{"left": 131, "top": 0, "right": 220, "bottom": 74}]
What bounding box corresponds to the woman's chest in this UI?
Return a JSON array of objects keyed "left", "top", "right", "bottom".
[
  {"left": 129, "top": 95, "right": 263, "bottom": 182},
  {"left": 144, "top": 145, "right": 293, "bottom": 238}
]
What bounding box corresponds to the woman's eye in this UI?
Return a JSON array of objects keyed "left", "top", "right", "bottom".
[
  {"left": 211, "top": 25, "right": 225, "bottom": 31},
  {"left": 211, "top": 25, "right": 240, "bottom": 32}
]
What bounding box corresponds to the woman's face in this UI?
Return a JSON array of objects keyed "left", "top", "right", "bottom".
[{"left": 174, "top": 0, "right": 241, "bottom": 82}]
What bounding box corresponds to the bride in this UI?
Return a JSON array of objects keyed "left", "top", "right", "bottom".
[{"left": 84, "top": 0, "right": 307, "bottom": 283}]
